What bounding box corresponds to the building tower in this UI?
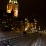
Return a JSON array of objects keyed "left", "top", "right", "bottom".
[
  {"left": 34, "top": 19, "right": 37, "bottom": 30},
  {"left": 32, "top": 14, "right": 37, "bottom": 30},
  {"left": 39, "top": 26, "right": 40, "bottom": 30},
  {"left": 7, "top": 0, "right": 19, "bottom": 18}
]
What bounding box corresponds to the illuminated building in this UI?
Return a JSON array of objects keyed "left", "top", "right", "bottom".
[
  {"left": 25, "top": 16, "right": 37, "bottom": 32},
  {"left": 34, "top": 19, "right": 37, "bottom": 30},
  {"left": 30, "top": 15, "right": 37, "bottom": 30},
  {"left": 25, "top": 18, "right": 32, "bottom": 31},
  {"left": 39, "top": 26, "right": 40, "bottom": 30},
  {"left": 7, "top": 0, "right": 19, "bottom": 18}
]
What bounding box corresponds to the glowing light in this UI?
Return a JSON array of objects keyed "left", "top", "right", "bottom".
[
  {"left": 34, "top": 23, "right": 37, "bottom": 24},
  {"left": 11, "top": 28, "right": 14, "bottom": 30},
  {"left": 9, "top": 0, "right": 18, "bottom": 4},
  {"left": 14, "top": 9, "right": 18, "bottom": 17},
  {"left": 7, "top": 0, "right": 18, "bottom": 17},
  {"left": 14, "top": 1, "right": 16, "bottom": 3},
  {"left": 25, "top": 28, "right": 28, "bottom": 31},
  {"left": 10, "top": 0, "right": 11, "bottom": 2},
  {"left": 15, "top": 1, "right": 17, "bottom": 3},
  {"left": 7, "top": 10, "right": 11, "bottom": 13},
  {"left": 9, "top": 0, "right": 11, "bottom": 3},
  {"left": 7, "top": 4, "right": 12, "bottom": 13},
  {"left": 25, "top": 18, "right": 27, "bottom": 21},
  {"left": 32, "top": 28, "right": 34, "bottom": 29},
  {"left": 34, "top": 19, "right": 37, "bottom": 22}
]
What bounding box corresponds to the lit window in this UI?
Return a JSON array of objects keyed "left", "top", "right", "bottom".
[{"left": 7, "top": 10, "right": 11, "bottom": 13}]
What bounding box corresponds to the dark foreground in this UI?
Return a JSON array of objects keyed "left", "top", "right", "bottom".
[{"left": 0, "top": 32, "right": 46, "bottom": 46}]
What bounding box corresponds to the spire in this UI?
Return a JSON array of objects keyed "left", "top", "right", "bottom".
[
  {"left": 10, "top": 0, "right": 11, "bottom": 2},
  {"left": 15, "top": 0, "right": 18, "bottom": 3},
  {"left": 39, "top": 26, "right": 40, "bottom": 30},
  {"left": 9, "top": 0, "right": 18, "bottom": 4},
  {"left": 9, "top": 0, "right": 12, "bottom": 3}
]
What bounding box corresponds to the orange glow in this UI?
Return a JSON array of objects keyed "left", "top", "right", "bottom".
[
  {"left": 7, "top": 4, "right": 12, "bottom": 13},
  {"left": 7, "top": 10, "right": 11, "bottom": 13},
  {"left": 7, "top": 0, "right": 19, "bottom": 17},
  {"left": 25, "top": 28, "right": 28, "bottom": 31},
  {"left": 14, "top": 9, "right": 18, "bottom": 17}
]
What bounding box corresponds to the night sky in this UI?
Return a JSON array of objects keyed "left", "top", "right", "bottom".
[{"left": 0, "top": 0, "right": 46, "bottom": 30}]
